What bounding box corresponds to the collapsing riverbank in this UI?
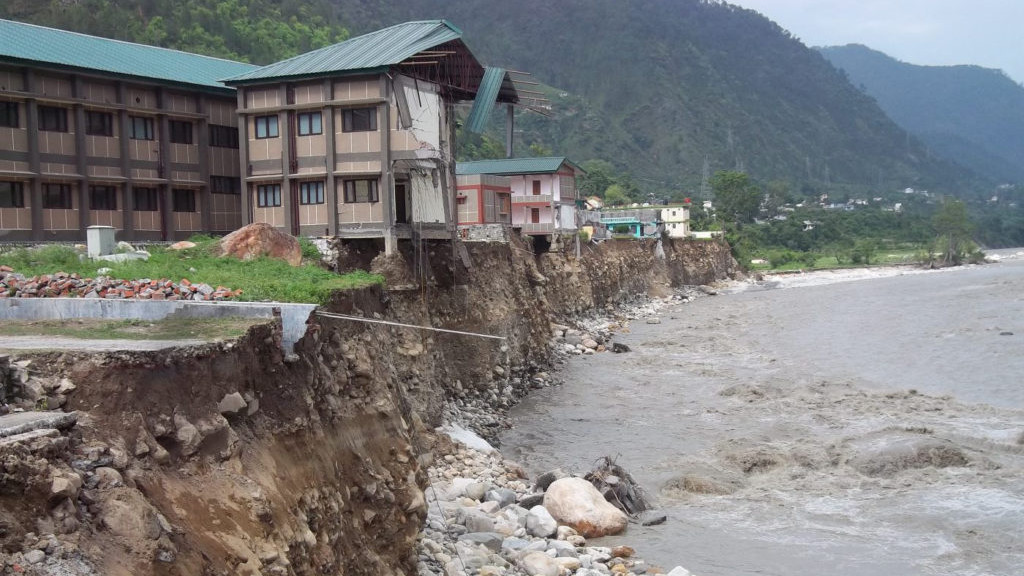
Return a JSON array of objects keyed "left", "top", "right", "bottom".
[{"left": 0, "top": 237, "right": 738, "bottom": 575}]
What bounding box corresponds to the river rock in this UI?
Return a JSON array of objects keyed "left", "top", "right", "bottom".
[
  {"left": 217, "top": 392, "right": 248, "bottom": 416},
  {"left": 667, "top": 567, "right": 692, "bottom": 576},
  {"left": 102, "top": 490, "right": 163, "bottom": 540},
  {"left": 525, "top": 505, "right": 558, "bottom": 537},
  {"left": 543, "top": 477, "right": 628, "bottom": 537},
  {"left": 458, "top": 532, "right": 504, "bottom": 552},
  {"left": 217, "top": 222, "right": 302, "bottom": 266},
  {"left": 519, "top": 551, "right": 560, "bottom": 576},
  {"left": 485, "top": 488, "right": 516, "bottom": 508},
  {"left": 611, "top": 342, "right": 631, "bottom": 353},
  {"left": 535, "top": 468, "right": 568, "bottom": 491}
]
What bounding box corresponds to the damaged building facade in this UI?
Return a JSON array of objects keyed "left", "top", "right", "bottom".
[{"left": 223, "top": 20, "right": 520, "bottom": 254}]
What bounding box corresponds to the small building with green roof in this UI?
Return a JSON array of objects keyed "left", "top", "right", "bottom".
[{"left": 456, "top": 157, "right": 585, "bottom": 238}]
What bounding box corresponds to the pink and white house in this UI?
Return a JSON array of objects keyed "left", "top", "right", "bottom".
[{"left": 455, "top": 157, "right": 584, "bottom": 239}]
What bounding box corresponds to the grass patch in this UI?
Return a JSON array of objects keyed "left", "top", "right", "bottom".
[
  {"left": 1, "top": 317, "right": 262, "bottom": 341},
  {"left": 747, "top": 248, "right": 922, "bottom": 272},
  {"left": 0, "top": 235, "right": 382, "bottom": 304}
]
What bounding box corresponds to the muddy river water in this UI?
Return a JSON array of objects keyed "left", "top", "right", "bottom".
[{"left": 500, "top": 257, "right": 1024, "bottom": 576}]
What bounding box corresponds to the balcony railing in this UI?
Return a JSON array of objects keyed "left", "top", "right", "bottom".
[
  {"left": 519, "top": 222, "right": 555, "bottom": 234},
  {"left": 512, "top": 194, "right": 553, "bottom": 205}
]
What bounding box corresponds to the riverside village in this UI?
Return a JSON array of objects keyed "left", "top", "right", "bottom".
[{"left": 1, "top": 5, "right": 1023, "bottom": 576}]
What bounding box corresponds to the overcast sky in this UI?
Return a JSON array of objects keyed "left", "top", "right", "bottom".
[{"left": 728, "top": 0, "right": 1024, "bottom": 84}]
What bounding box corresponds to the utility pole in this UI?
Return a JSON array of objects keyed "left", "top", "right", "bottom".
[{"left": 700, "top": 155, "right": 711, "bottom": 198}]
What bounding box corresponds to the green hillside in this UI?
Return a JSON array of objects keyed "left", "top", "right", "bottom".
[
  {"left": 819, "top": 44, "right": 1024, "bottom": 184},
  {"left": 323, "top": 0, "right": 984, "bottom": 199},
  {"left": 3, "top": 0, "right": 985, "bottom": 200}
]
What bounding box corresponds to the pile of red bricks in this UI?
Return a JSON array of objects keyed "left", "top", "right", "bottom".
[{"left": 0, "top": 267, "right": 242, "bottom": 301}]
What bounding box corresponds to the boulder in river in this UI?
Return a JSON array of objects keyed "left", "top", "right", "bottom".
[{"left": 543, "top": 477, "right": 628, "bottom": 537}]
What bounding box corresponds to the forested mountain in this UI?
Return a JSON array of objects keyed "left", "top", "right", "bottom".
[
  {"left": 2, "top": 0, "right": 986, "bottom": 200},
  {"left": 0, "top": 0, "right": 348, "bottom": 64},
  {"left": 819, "top": 44, "right": 1024, "bottom": 184},
  {"left": 318, "top": 0, "right": 983, "bottom": 199}
]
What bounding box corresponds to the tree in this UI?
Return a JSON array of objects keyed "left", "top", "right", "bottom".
[
  {"left": 577, "top": 159, "right": 616, "bottom": 197},
  {"left": 603, "top": 184, "right": 630, "bottom": 206},
  {"left": 710, "top": 171, "right": 760, "bottom": 224},
  {"left": 932, "top": 199, "right": 975, "bottom": 265}
]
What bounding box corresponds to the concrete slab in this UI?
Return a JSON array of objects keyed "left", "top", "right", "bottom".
[
  {"left": 0, "top": 411, "right": 78, "bottom": 438},
  {"left": 0, "top": 427, "right": 59, "bottom": 447},
  {"left": 0, "top": 299, "right": 316, "bottom": 351},
  {"left": 0, "top": 336, "right": 199, "bottom": 352}
]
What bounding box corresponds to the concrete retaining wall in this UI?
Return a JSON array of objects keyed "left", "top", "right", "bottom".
[{"left": 0, "top": 299, "right": 316, "bottom": 352}]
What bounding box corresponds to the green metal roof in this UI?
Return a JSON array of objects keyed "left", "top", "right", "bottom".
[
  {"left": 224, "top": 20, "right": 464, "bottom": 84},
  {"left": 0, "top": 19, "right": 257, "bottom": 91},
  {"left": 464, "top": 67, "right": 518, "bottom": 133},
  {"left": 457, "top": 157, "right": 585, "bottom": 176}
]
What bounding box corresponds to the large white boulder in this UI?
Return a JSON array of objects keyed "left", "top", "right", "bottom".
[
  {"left": 525, "top": 505, "right": 558, "bottom": 538},
  {"left": 542, "top": 477, "right": 628, "bottom": 537},
  {"left": 518, "top": 551, "right": 560, "bottom": 576}
]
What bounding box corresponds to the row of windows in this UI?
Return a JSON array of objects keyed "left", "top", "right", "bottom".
[
  {"left": 254, "top": 179, "right": 379, "bottom": 207},
  {"left": 0, "top": 104, "right": 209, "bottom": 146},
  {"left": 0, "top": 179, "right": 237, "bottom": 209},
  {"left": 1, "top": 101, "right": 377, "bottom": 143},
  {"left": 252, "top": 107, "right": 377, "bottom": 139}
]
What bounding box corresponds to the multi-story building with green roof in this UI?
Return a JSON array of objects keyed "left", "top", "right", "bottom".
[
  {"left": 0, "top": 19, "right": 521, "bottom": 250},
  {"left": 222, "top": 20, "right": 519, "bottom": 253},
  {"left": 0, "top": 18, "right": 259, "bottom": 241}
]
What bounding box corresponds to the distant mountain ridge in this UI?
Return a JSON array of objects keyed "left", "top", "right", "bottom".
[
  {"left": 819, "top": 44, "right": 1024, "bottom": 184},
  {"left": 328, "top": 0, "right": 985, "bottom": 197},
  {"left": 2, "top": 0, "right": 985, "bottom": 198}
]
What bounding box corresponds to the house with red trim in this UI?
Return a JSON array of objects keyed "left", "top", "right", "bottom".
[
  {"left": 455, "top": 173, "right": 511, "bottom": 226},
  {"left": 455, "top": 157, "right": 584, "bottom": 240}
]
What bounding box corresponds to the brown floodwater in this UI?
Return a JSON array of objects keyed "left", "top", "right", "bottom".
[{"left": 500, "top": 257, "right": 1024, "bottom": 576}]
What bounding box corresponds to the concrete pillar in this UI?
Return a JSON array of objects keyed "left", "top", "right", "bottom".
[
  {"left": 116, "top": 82, "right": 134, "bottom": 240},
  {"left": 236, "top": 88, "right": 251, "bottom": 225},
  {"left": 197, "top": 95, "right": 212, "bottom": 233},
  {"left": 506, "top": 103, "right": 514, "bottom": 158},
  {"left": 379, "top": 76, "right": 395, "bottom": 254},
  {"left": 323, "top": 79, "right": 338, "bottom": 236},
  {"left": 25, "top": 69, "right": 42, "bottom": 240},
  {"left": 279, "top": 86, "right": 293, "bottom": 235}
]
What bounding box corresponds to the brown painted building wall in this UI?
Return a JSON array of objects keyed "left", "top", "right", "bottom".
[
  {"left": 236, "top": 73, "right": 457, "bottom": 244},
  {"left": 0, "top": 62, "right": 243, "bottom": 241}
]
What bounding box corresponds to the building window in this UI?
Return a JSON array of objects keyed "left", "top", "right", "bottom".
[
  {"left": 42, "top": 183, "right": 73, "bottom": 209},
  {"left": 85, "top": 111, "right": 113, "bottom": 136},
  {"left": 343, "top": 179, "right": 379, "bottom": 203},
  {"left": 299, "top": 181, "right": 324, "bottom": 205},
  {"left": 172, "top": 189, "right": 196, "bottom": 213},
  {"left": 209, "top": 124, "right": 239, "bottom": 148},
  {"left": 0, "top": 181, "right": 24, "bottom": 208},
  {"left": 89, "top": 185, "right": 117, "bottom": 210},
  {"left": 342, "top": 108, "right": 377, "bottom": 132},
  {"left": 169, "top": 120, "right": 193, "bottom": 144},
  {"left": 133, "top": 187, "right": 158, "bottom": 211},
  {"left": 256, "top": 184, "right": 282, "bottom": 207},
  {"left": 129, "top": 116, "right": 154, "bottom": 140},
  {"left": 254, "top": 115, "right": 278, "bottom": 139},
  {"left": 532, "top": 180, "right": 542, "bottom": 195},
  {"left": 38, "top": 106, "right": 68, "bottom": 132},
  {"left": 0, "top": 102, "right": 18, "bottom": 128},
  {"left": 210, "top": 176, "right": 240, "bottom": 195},
  {"left": 297, "top": 112, "right": 323, "bottom": 136}
]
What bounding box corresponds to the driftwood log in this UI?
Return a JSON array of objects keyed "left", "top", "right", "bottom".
[{"left": 584, "top": 456, "right": 653, "bottom": 516}]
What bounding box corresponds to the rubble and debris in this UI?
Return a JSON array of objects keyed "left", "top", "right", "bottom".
[{"left": 0, "top": 269, "right": 242, "bottom": 301}]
